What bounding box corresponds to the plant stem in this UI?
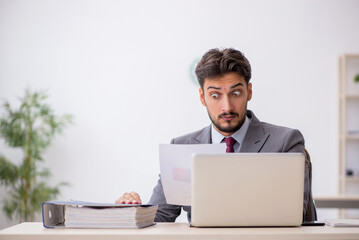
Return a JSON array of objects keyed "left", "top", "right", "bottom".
[{"left": 23, "top": 103, "right": 33, "bottom": 222}]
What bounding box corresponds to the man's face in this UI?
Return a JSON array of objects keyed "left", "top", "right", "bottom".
[{"left": 199, "top": 72, "right": 252, "bottom": 137}]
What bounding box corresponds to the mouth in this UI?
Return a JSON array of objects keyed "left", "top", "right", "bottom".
[
  {"left": 221, "top": 115, "right": 235, "bottom": 121},
  {"left": 219, "top": 113, "right": 238, "bottom": 121}
]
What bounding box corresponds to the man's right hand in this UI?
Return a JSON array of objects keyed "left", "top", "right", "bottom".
[{"left": 115, "top": 191, "right": 142, "bottom": 204}]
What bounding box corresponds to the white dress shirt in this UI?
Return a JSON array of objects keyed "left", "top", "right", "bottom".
[{"left": 211, "top": 116, "right": 251, "bottom": 152}]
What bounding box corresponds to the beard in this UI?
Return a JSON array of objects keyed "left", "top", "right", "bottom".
[{"left": 208, "top": 111, "right": 246, "bottom": 134}]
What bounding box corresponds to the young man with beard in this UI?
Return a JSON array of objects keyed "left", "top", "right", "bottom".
[{"left": 116, "top": 48, "right": 316, "bottom": 223}]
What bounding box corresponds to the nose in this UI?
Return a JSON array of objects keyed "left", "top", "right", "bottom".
[{"left": 221, "top": 96, "right": 234, "bottom": 112}]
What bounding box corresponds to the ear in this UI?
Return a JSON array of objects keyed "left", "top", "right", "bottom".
[
  {"left": 199, "top": 88, "right": 206, "bottom": 106},
  {"left": 247, "top": 83, "right": 252, "bottom": 101}
]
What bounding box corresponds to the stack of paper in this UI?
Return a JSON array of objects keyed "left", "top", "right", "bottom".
[
  {"left": 42, "top": 201, "right": 158, "bottom": 229},
  {"left": 64, "top": 205, "right": 158, "bottom": 228},
  {"left": 325, "top": 219, "right": 359, "bottom": 227}
]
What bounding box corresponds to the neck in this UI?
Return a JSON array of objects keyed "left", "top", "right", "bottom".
[{"left": 213, "top": 117, "right": 247, "bottom": 137}]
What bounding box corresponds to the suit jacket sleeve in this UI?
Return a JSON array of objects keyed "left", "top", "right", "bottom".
[
  {"left": 148, "top": 175, "right": 182, "bottom": 222},
  {"left": 279, "top": 128, "right": 317, "bottom": 222},
  {"left": 147, "top": 138, "right": 182, "bottom": 222}
]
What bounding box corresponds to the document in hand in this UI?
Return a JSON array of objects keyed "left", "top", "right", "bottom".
[
  {"left": 42, "top": 201, "right": 158, "bottom": 229},
  {"left": 159, "top": 143, "right": 226, "bottom": 205}
]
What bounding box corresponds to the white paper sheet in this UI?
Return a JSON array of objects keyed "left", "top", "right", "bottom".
[{"left": 159, "top": 143, "right": 226, "bottom": 205}]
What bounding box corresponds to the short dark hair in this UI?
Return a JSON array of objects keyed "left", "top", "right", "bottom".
[{"left": 195, "top": 48, "right": 252, "bottom": 88}]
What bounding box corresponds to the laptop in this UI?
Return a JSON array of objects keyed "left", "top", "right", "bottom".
[{"left": 190, "top": 153, "right": 305, "bottom": 227}]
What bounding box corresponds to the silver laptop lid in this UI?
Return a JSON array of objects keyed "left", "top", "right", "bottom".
[{"left": 191, "top": 153, "right": 305, "bottom": 227}]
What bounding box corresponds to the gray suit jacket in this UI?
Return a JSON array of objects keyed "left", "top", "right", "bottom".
[{"left": 148, "top": 110, "right": 317, "bottom": 223}]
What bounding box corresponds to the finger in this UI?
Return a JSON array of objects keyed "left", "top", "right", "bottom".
[
  {"left": 116, "top": 192, "right": 141, "bottom": 205},
  {"left": 115, "top": 197, "right": 126, "bottom": 204},
  {"left": 122, "top": 192, "right": 140, "bottom": 204},
  {"left": 129, "top": 192, "right": 142, "bottom": 204},
  {"left": 115, "top": 193, "right": 132, "bottom": 204},
  {"left": 123, "top": 192, "right": 136, "bottom": 202}
]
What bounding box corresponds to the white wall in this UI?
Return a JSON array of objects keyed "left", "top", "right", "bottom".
[{"left": 1, "top": 0, "right": 359, "bottom": 228}]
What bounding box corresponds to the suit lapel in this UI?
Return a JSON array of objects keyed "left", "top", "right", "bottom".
[
  {"left": 240, "top": 111, "right": 270, "bottom": 153},
  {"left": 191, "top": 111, "right": 269, "bottom": 152},
  {"left": 194, "top": 125, "right": 212, "bottom": 144}
]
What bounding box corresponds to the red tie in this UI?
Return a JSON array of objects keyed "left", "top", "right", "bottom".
[{"left": 223, "top": 137, "right": 236, "bottom": 153}]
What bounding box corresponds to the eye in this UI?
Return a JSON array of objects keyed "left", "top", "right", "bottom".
[
  {"left": 210, "top": 93, "right": 219, "bottom": 99},
  {"left": 233, "top": 91, "right": 241, "bottom": 96}
]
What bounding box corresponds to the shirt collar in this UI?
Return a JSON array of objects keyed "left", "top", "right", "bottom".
[{"left": 211, "top": 116, "right": 251, "bottom": 145}]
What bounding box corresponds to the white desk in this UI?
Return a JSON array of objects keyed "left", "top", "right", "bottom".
[{"left": 1, "top": 222, "right": 359, "bottom": 240}]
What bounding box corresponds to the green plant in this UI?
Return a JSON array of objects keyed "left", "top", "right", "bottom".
[
  {"left": 354, "top": 74, "right": 359, "bottom": 83},
  {"left": 0, "top": 90, "right": 72, "bottom": 222}
]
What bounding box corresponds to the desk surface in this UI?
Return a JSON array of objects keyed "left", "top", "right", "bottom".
[{"left": 1, "top": 222, "right": 359, "bottom": 240}]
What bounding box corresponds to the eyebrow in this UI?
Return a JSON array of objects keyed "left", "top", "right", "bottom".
[
  {"left": 230, "top": 83, "right": 244, "bottom": 89},
  {"left": 206, "top": 82, "right": 244, "bottom": 90}
]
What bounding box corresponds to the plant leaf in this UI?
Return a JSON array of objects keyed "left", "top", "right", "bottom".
[
  {"left": 0, "top": 155, "right": 19, "bottom": 185},
  {"left": 0, "top": 89, "right": 73, "bottom": 222},
  {"left": 354, "top": 74, "right": 359, "bottom": 83}
]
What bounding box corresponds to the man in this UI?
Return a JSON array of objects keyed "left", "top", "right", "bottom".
[{"left": 116, "top": 48, "right": 317, "bottom": 223}]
